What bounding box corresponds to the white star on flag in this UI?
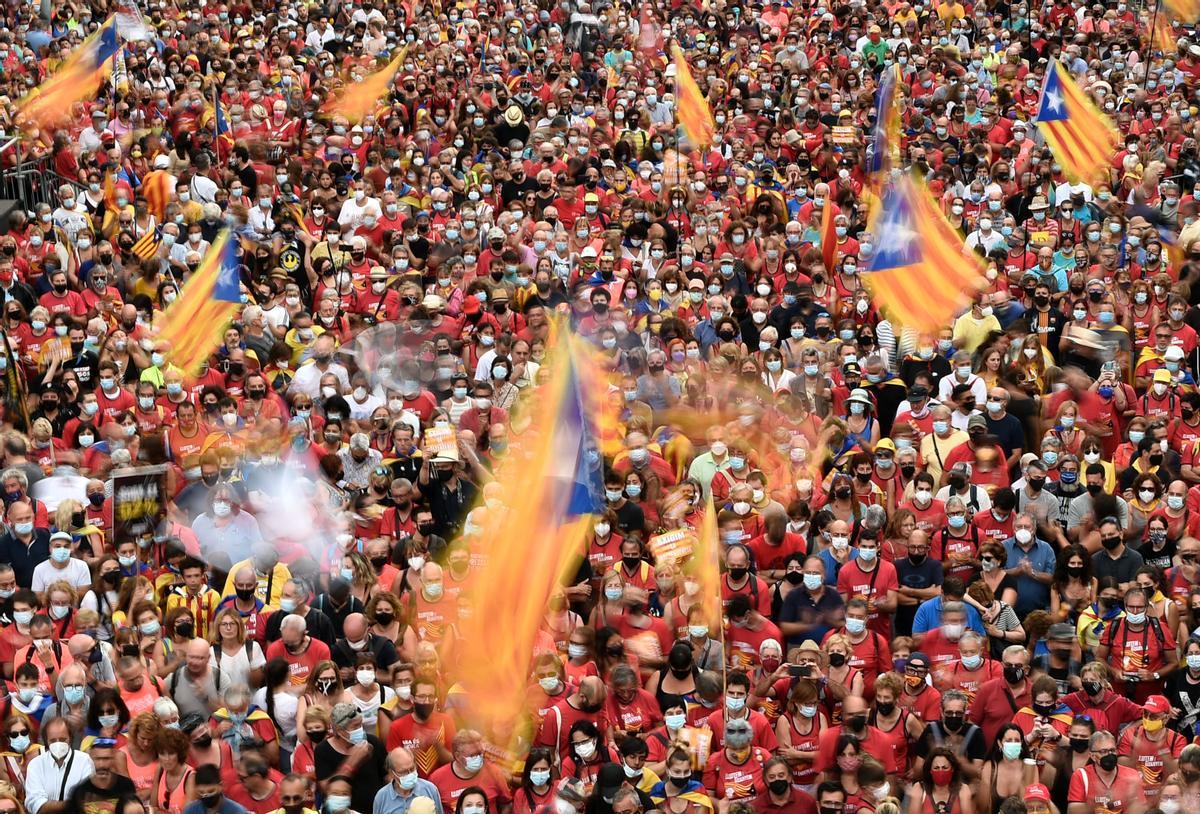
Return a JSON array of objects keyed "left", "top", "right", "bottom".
[{"left": 1044, "top": 87, "right": 1064, "bottom": 115}]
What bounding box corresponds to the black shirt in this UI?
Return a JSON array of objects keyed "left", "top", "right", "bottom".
[
  {"left": 0, "top": 529, "right": 51, "bottom": 588},
  {"left": 315, "top": 734, "right": 388, "bottom": 814},
  {"left": 66, "top": 771, "right": 136, "bottom": 814},
  {"left": 330, "top": 633, "right": 399, "bottom": 672},
  {"left": 985, "top": 412, "right": 1025, "bottom": 460},
  {"left": 426, "top": 476, "right": 478, "bottom": 539},
  {"left": 62, "top": 350, "right": 99, "bottom": 389}
]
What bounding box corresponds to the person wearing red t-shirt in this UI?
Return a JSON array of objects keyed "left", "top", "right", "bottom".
[
  {"left": 427, "top": 730, "right": 513, "bottom": 813},
  {"left": 1067, "top": 730, "right": 1146, "bottom": 814},
  {"left": 95, "top": 362, "right": 135, "bottom": 419},
  {"left": 972, "top": 494, "right": 1017, "bottom": 547},
  {"left": 385, "top": 677, "right": 456, "bottom": 777},
  {"left": 408, "top": 565, "right": 457, "bottom": 646},
  {"left": 38, "top": 269, "right": 88, "bottom": 318},
  {"left": 535, "top": 676, "right": 609, "bottom": 762},
  {"left": 705, "top": 671, "right": 779, "bottom": 754},
  {"left": 901, "top": 476, "right": 948, "bottom": 538},
  {"left": 753, "top": 757, "right": 817, "bottom": 814},
  {"left": 811, "top": 695, "right": 900, "bottom": 775},
  {"left": 895, "top": 653, "right": 944, "bottom": 723},
  {"left": 702, "top": 719, "right": 769, "bottom": 803},
  {"left": 835, "top": 539, "right": 898, "bottom": 639},
  {"left": 1094, "top": 587, "right": 1177, "bottom": 704},
  {"left": 264, "top": 615, "right": 331, "bottom": 690},
  {"left": 1116, "top": 694, "right": 1185, "bottom": 803},
  {"left": 969, "top": 649, "right": 1033, "bottom": 745},
  {"left": 725, "top": 596, "right": 784, "bottom": 674},
  {"left": 748, "top": 515, "right": 807, "bottom": 578},
  {"left": 822, "top": 600, "right": 892, "bottom": 700},
  {"left": 721, "top": 544, "right": 772, "bottom": 617},
  {"left": 613, "top": 592, "right": 673, "bottom": 668},
  {"left": 604, "top": 664, "right": 663, "bottom": 740},
  {"left": 934, "top": 635, "right": 1001, "bottom": 705}
]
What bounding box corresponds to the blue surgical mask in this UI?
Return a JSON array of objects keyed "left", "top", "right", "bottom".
[{"left": 63, "top": 685, "right": 86, "bottom": 705}]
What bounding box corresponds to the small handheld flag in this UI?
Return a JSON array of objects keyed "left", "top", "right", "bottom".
[
  {"left": 862, "top": 174, "right": 987, "bottom": 333},
  {"left": 1034, "top": 61, "right": 1119, "bottom": 186}
]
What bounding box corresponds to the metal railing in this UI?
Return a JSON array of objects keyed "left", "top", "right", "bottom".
[{"left": 0, "top": 143, "right": 84, "bottom": 213}]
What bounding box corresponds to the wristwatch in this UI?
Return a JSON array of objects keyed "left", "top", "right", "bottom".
[{"left": 1154, "top": 671, "right": 1161, "bottom": 681}]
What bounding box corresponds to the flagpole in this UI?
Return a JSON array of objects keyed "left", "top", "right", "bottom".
[{"left": 1143, "top": 0, "right": 1162, "bottom": 95}]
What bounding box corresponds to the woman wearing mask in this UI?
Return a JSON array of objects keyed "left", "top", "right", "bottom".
[
  {"left": 645, "top": 642, "right": 698, "bottom": 710},
  {"left": 1049, "top": 545, "right": 1098, "bottom": 624},
  {"left": 822, "top": 634, "right": 865, "bottom": 721},
  {"left": 1042, "top": 715, "right": 1096, "bottom": 813},
  {"left": 208, "top": 609, "right": 266, "bottom": 691},
  {"left": 774, "top": 679, "right": 826, "bottom": 796},
  {"left": 977, "top": 724, "right": 1038, "bottom": 814},
  {"left": 905, "top": 746, "right": 974, "bottom": 814},
  {"left": 1127, "top": 474, "right": 1164, "bottom": 543},
  {"left": 346, "top": 653, "right": 394, "bottom": 739},
  {"left": 561, "top": 720, "right": 616, "bottom": 791},
  {"left": 978, "top": 542, "right": 1019, "bottom": 608},
  {"left": 513, "top": 747, "right": 556, "bottom": 814},
  {"left": 294, "top": 661, "right": 349, "bottom": 744},
  {"left": 0, "top": 713, "right": 41, "bottom": 799},
  {"left": 366, "top": 593, "right": 415, "bottom": 659},
  {"left": 1135, "top": 566, "right": 1180, "bottom": 633},
  {"left": 589, "top": 572, "right": 627, "bottom": 630},
  {"left": 289, "top": 706, "right": 331, "bottom": 778},
  {"left": 871, "top": 672, "right": 925, "bottom": 781},
  {"left": 1166, "top": 638, "right": 1200, "bottom": 739}
]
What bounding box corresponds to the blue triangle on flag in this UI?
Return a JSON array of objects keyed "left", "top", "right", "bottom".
[
  {"left": 1036, "top": 64, "right": 1070, "bottom": 123},
  {"left": 866, "top": 183, "right": 922, "bottom": 272}
]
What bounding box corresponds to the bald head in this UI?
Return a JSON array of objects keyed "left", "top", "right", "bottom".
[{"left": 343, "top": 613, "right": 367, "bottom": 642}]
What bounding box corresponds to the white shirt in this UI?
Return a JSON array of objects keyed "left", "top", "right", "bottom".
[
  {"left": 26, "top": 748, "right": 94, "bottom": 814},
  {"left": 937, "top": 371, "right": 988, "bottom": 405},
  {"left": 31, "top": 557, "right": 92, "bottom": 593},
  {"left": 288, "top": 360, "right": 351, "bottom": 399},
  {"left": 190, "top": 174, "right": 218, "bottom": 205},
  {"left": 337, "top": 196, "right": 380, "bottom": 229},
  {"left": 247, "top": 204, "right": 275, "bottom": 239}
]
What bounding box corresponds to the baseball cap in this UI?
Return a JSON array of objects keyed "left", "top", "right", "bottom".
[
  {"left": 1145, "top": 694, "right": 1171, "bottom": 714},
  {"left": 1024, "top": 785, "right": 1051, "bottom": 803}
]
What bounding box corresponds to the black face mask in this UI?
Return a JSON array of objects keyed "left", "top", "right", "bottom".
[
  {"left": 846, "top": 714, "right": 867, "bottom": 732},
  {"left": 834, "top": 487, "right": 852, "bottom": 500},
  {"left": 875, "top": 701, "right": 894, "bottom": 716},
  {"left": 728, "top": 567, "right": 748, "bottom": 581},
  {"left": 767, "top": 779, "right": 791, "bottom": 796},
  {"left": 942, "top": 715, "right": 964, "bottom": 733},
  {"left": 1069, "top": 737, "right": 1090, "bottom": 753},
  {"left": 784, "top": 571, "right": 804, "bottom": 585},
  {"left": 235, "top": 587, "right": 255, "bottom": 602},
  {"left": 200, "top": 795, "right": 223, "bottom": 810},
  {"left": 949, "top": 475, "right": 966, "bottom": 491},
  {"left": 1082, "top": 680, "right": 1104, "bottom": 696},
  {"left": 176, "top": 622, "right": 195, "bottom": 639},
  {"left": 1086, "top": 482, "right": 1103, "bottom": 496},
  {"left": 1003, "top": 665, "right": 1025, "bottom": 685},
  {"left": 622, "top": 555, "right": 641, "bottom": 571},
  {"left": 855, "top": 471, "right": 872, "bottom": 484},
  {"left": 1032, "top": 702, "right": 1055, "bottom": 716},
  {"left": 828, "top": 652, "right": 847, "bottom": 668},
  {"left": 1097, "top": 754, "right": 1119, "bottom": 772},
  {"left": 413, "top": 701, "right": 435, "bottom": 719},
  {"left": 900, "top": 464, "right": 916, "bottom": 479},
  {"left": 1027, "top": 477, "right": 1046, "bottom": 491},
  {"left": 909, "top": 553, "right": 927, "bottom": 566},
  {"left": 102, "top": 570, "right": 121, "bottom": 586},
  {"left": 306, "top": 729, "right": 328, "bottom": 743},
  {"left": 194, "top": 734, "right": 213, "bottom": 749},
  {"left": 1101, "top": 535, "right": 1122, "bottom": 551},
  {"left": 417, "top": 522, "right": 436, "bottom": 536}
]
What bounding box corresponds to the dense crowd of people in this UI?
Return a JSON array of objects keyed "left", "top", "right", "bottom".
[{"left": 0, "top": 2, "right": 1199, "bottom": 814}]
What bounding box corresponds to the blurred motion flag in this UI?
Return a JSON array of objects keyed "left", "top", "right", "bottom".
[
  {"left": 214, "top": 97, "right": 231, "bottom": 136},
  {"left": 157, "top": 231, "right": 241, "bottom": 374},
  {"left": 1164, "top": 0, "right": 1200, "bottom": 22},
  {"left": 672, "top": 45, "right": 714, "bottom": 150},
  {"left": 453, "top": 331, "right": 603, "bottom": 733},
  {"left": 19, "top": 17, "right": 122, "bottom": 129},
  {"left": 863, "top": 174, "right": 986, "bottom": 333},
  {"left": 1153, "top": 15, "right": 1177, "bottom": 52},
  {"left": 868, "top": 64, "right": 902, "bottom": 178},
  {"left": 322, "top": 46, "right": 407, "bottom": 124},
  {"left": 1034, "top": 61, "right": 1118, "bottom": 185},
  {"left": 820, "top": 202, "right": 838, "bottom": 272},
  {"left": 686, "top": 495, "right": 722, "bottom": 629}
]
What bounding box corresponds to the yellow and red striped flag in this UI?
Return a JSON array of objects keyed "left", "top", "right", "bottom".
[
  {"left": 19, "top": 17, "right": 121, "bottom": 129},
  {"left": 321, "top": 46, "right": 407, "bottom": 124},
  {"left": 156, "top": 231, "right": 241, "bottom": 374},
  {"left": 128, "top": 229, "right": 160, "bottom": 261},
  {"left": 1153, "top": 15, "right": 1177, "bottom": 53},
  {"left": 862, "top": 174, "right": 987, "bottom": 333},
  {"left": 820, "top": 202, "right": 838, "bottom": 272},
  {"left": 672, "top": 45, "right": 714, "bottom": 150},
  {"left": 1034, "top": 61, "right": 1118, "bottom": 186}
]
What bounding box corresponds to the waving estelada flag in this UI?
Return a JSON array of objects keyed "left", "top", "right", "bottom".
[
  {"left": 1034, "top": 61, "right": 1118, "bottom": 185},
  {"left": 322, "top": 46, "right": 407, "bottom": 124},
  {"left": 19, "top": 17, "right": 122, "bottom": 129},
  {"left": 862, "top": 174, "right": 987, "bottom": 333},
  {"left": 156, "top": 231, "right": 242, "bottom": 374},
  {"left": 868, "top": 63, "right": 902, "bottom": 179},
  {"left": 672, "top": 45, "right": 714, "bottom": 150}
]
